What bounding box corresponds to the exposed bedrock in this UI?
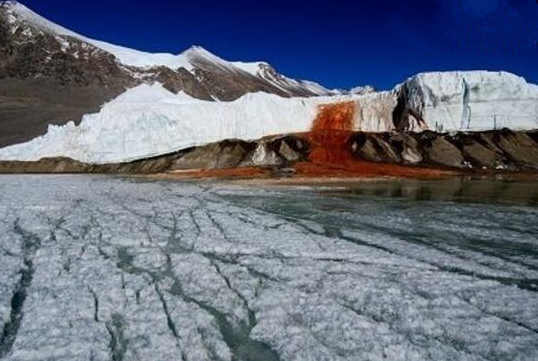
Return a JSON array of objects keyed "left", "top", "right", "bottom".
[
  {"left": 350, "top": 129, "right": 538, "bottom": 171},
  {"left": 1, "top": 129, "right": 538, "bottom": 175},
  {"left": 0, "top": 135, "right": 310, "bottom": 174},
  {"left": 169, "top": 135, "right": 308, "bottom": 171}
]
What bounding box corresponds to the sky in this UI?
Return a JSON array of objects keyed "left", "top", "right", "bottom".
[{"left": 18, "top": 0, "right": 538, "bottom": 90}]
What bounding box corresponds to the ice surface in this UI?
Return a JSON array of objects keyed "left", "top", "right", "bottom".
[{"left": 0, "top": 175, "right": 537, "bottom": 361}]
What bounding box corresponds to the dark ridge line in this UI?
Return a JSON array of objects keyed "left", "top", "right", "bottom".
[
  {"left": 88, "top": 287, "right": 99, "bottom": 323},
  {"left": 105, "top": 314, "right": 128, "bottom": 361},
  {"left": 0, "top": 219, "right": 41, "bottom": 358},
  {"left": 458, "top": 295, "right": 538, "bottom": 336},
  {"left": 154, "top": 284, "right": 180, "bottom": 340}
]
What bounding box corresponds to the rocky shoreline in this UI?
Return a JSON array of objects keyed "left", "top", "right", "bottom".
[{"left": 0, "top": 129, "right": 537, "bottom": 178}]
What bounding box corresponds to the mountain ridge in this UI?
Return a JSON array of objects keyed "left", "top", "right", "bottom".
[
  {"left": 0, "top": 1, "right": 351, "bottom": 147},
  {"left": 0, "top": 0, "right": 339, "bottom": 96}
]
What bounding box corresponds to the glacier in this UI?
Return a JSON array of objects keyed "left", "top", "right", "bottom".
[
  {"left": 0, "top": 175, "right": 537, "bottom": 360},
  {"left": 400, "top": 71, "right": 538, "bottom": 132},
  {"left": 0, "top": 83, "right": 403, "bottom": 163},
  {"left": 0, "top": 84, "right": 342, "bottom": 163},
  {"left": 1, "top": 70, "right": 538, "bottom": 164}
]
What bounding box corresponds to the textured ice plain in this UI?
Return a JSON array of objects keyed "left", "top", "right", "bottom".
[{"left": 0, "top": 176, "right": 537, "bottom": 361}]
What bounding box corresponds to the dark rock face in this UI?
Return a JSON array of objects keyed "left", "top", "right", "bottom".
[
  {"left": 350, "top": 133, "right": 400, "bottom": 163},
  {"left": 0, "top": 29, "right": 131, "bottom": 87},
  {"left": 2, "top": 130, "right": 537, "bottom": 175},
  {"left": 170, "top": 141, "right": 254, "bottom": 170},
  {"left": 458, "top": 135, "right": 501, "bottom": 169},
  {"left": 0, "top": 8, "right": 135, "bottom": 147},
  {"left": 350, "top": 129, "right": 538, "bottom": 171},
  {"left": 170, "top": 136, "right": 308, "bottom": 171},
  {"left": 389, "top": 133, "right": 422, "bottom": 164},
  {"left": 423, "top": 136, "right": 465, "bottom": 168},
  {"left": 484, "top": 130, "right": 538, "bottom": 168},
  {"left": 189, "top": 67, "right": 288, "bottom": 102},
  {"left": 0, "top": 78, "right": 128, "bottom": 147},
  {"left": 0, "top": 135, "right": 308, "bottom": 174},
  {"left": 0, "top": 135, "right": 310, "bottom": 174},
  {"left": 146, "top": 67, "right": 214, "bottom": 101}
]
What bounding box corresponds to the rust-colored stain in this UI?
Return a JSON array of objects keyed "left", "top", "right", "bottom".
[
  {"left": 304, "top": 130, "right": 355, "bottom": 165},
  {"left": 161, "top": 100, "right": 457, "bottom": 180},
  {"left": 166, "top": 167, "right": 270, "bottom": 179},
  {"left": 305, "top": 101, "right": 357, "bottom": 165},
  {"left": 311, "top": 102, "right": 356, "bottom": 131},
  {"left": 292, "top": 161, "right": 454, "bottom": 179},
  {"left": 294, "top": 100, "right": 455, "bottom": 179}
]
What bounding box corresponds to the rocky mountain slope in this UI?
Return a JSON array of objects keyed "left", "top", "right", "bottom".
[{"left": 0, "top": 1, "right": 338, "bottom": 147}]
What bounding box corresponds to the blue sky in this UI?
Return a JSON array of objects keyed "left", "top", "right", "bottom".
[{"left": 20, "top": 0, "right": 538, "bottom": 90}]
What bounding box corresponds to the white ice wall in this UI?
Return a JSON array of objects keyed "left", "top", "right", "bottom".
[
  {"left": 402, "top": 71, "right": 538, "bottom": 132},
  {"left": 0, "top": 84, "right": 340, "bottom": 164},
  {"left": 353, "top": 91, "right": 397, "bottom": 132}
]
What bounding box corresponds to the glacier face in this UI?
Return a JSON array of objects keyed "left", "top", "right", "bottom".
[
  {"left": 0, "top": 175, "right": 537, "bottom": 361},
  {"left": 0, "top": 83, "right": 400, "bottom": 164},
  {"left": 1, "top": 3, "right": 538, "bottom": 166},
  {"left": 0, "top": 71, "right": 537, "bottom": 164},
  {"left": 0, "top": 84, "right": 338, "bottom": 163},
  {"left": 400, "top": 71, "right": 538, "bottom": 132}
]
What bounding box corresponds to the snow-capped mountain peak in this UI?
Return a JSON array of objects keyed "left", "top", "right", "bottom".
[
  {"left": 2, "top": 0, "right": 194, "bottom": 70},
  {"left": 1, "top": 1, "right": 338, "bottom": 97},
  {"left": 0, "top": 0, "right": 351, "bottom": 148},
  {"left": 231, "top": 61, "right": 268, "bottom": 76},
  {"left": 182, "top": 45, "right": 226, "bottom": 64},
  {"left": 349, "top": 85, "right": 376, "bottom": 95}
]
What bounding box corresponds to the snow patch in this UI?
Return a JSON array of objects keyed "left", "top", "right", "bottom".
[{"left": 232, "top": 61, "right": 267, "bottom": 76}]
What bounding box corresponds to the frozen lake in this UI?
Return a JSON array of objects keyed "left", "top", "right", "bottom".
[{"left": 0, "top": 175, "right": 537, "bottom": 361}]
